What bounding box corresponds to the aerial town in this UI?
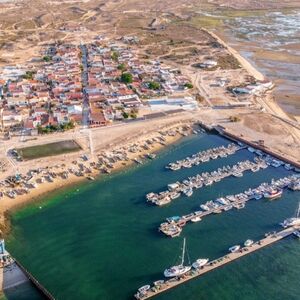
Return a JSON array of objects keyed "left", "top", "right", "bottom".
[
  {"left": 0, "top": 0, "right": 300, "bottom": 299},
  {"left": 0, "top": 36, "right": 196, "bottom": 135}
]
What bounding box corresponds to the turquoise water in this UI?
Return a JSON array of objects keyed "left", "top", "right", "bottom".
[{"left": 6, "top": 133, "right": 300, "bottom": 300}]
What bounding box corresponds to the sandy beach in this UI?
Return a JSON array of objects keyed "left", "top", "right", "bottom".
[{"left": 0, "top": 113, "right": 197, "bottom": 234}]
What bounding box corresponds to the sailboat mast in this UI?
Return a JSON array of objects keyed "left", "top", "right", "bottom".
[
  {"left": 181, "top": 238, "right": 186, "bottom": 266},
  {"left": 297, "top": 201, "right": 300, "bottom": 218}
]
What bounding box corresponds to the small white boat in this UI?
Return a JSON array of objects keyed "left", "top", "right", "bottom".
[
  {"left": 229, "top": 245, "right": 240, "bottom": 253},
  {"left": 138, "top": 285, "right": 150, "bottom": 293},
  {"left": 293, "top": 230, "right": 300, "bottom": 238},
  {"left": 192, "top": 258, "right": 209, "bottom": 269},
  {"left": 191, "top": 216, "right": 202, "bottom": 223},
  {"left": 281, "top": 202, "right": 300, "bottom": 228},
  {"left": 153, "top": 280, "right": 164, "bottom": 286},
  {"left": 244, "top": 239, "right": 254, "bottom": 247},
  {"left": 200, "top": 204, "right": 210, "bottom": 211}
]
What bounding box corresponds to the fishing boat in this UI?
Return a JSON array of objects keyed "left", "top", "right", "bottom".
[
  {"left": 229, "top": 245, "right": 240, "bottom": 253},
  {"left": 264, "top": 189, "right": 282, "bottom": 200},
  {"left": 164, "top": 238, "right": 191, "bottom": 277},
  {"left": 192, "top": 258, "right": 209, "bottom": 269},
  {"left": 281, "top": 202, "right": 300, "bottom": 228}
]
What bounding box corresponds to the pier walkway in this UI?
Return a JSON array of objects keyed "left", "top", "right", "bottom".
[{"left": 138, "top": 226, "right": 299, "bottom": 299}]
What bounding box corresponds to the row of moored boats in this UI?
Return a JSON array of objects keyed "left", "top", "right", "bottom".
[
  {"left": 159, "top": 176, "right": 300, "bottom": 237},
  {"left": 166, "top": 143, "right": 241, "bottom": 171},
  {"left": 147, "top": 159, "right": 268, "bottom": 206}
]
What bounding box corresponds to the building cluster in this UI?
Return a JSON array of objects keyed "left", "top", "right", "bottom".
[{"left": 0, "top": 38, "right": 192, "bottom": 134}]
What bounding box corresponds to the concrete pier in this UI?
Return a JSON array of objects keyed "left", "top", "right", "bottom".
[
  {"left": 137, "top": 226, "right": 299, "bottom": 299},
  {"left": 0, "top": 253, "right": 55, "bottom": 300}
]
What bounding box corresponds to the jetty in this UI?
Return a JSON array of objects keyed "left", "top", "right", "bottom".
[
  {"left": 134, "top": 226, "right": 299, "bottom": 299},
  {"left": 166, "top": 143, "right": 242, "bottom": 171},
  {"left": 159, "top": 175, "right": 300, "bottom": 237},
  {"left": 0, "top": 249, "right": 55, "bottom": 300},
  {"left": 147, "top": 159, "right": 269, "bottom": 206}
]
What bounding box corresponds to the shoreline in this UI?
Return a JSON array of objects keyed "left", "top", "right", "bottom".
[
  {"left": 1, "top": 28, "right": 300, "bottom": 238},
  {"left": 0, "top": 120, "right": 192, "bottom": 236}
]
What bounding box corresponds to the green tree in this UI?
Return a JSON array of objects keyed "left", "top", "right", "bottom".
[
  {"left": 184, "top": 83, "right": 193, "bottom": 89},
  {"left": 22, "top": 71, "right": 36, "bottom": 80},
  {"left": 43, "top": 55, "right": 52, "bottom": 62},
  {"left": 148, "top": 81, "right": 160, "bottom": 90},
  {"left": 122, "top": 112, "right": 129, "bottom": 119},
  {"left": 111, "top": 51, "right": 119, "bottom": 61},
  {"left": 117, "top": 63, "right": 126, "bottom": 71},
  {"left": 121, "top": 73, "right": 133, "bottom": 84}
]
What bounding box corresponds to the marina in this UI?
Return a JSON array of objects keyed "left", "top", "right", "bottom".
[
  {"left": 135, "top": 225, "right": 300, "bottom": 299},
  {"left": 166, "top": 143, "right": 242, "bottom": 171},
  {"left": 147, "top": 158, "right": 269, "bottom": 206},
  {"left": 5, "top": 132, "right": 300, "bottom": 300},
  {"left": 159, "top": 176, "right": 300, "bottom": 237}
]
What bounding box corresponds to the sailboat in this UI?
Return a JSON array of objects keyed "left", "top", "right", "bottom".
[
  {"left": 163, "top": 238, "right": 191, "bottom": 277},
  {"left": 280, "top": 202, "right": 300, "bottom": 228}
]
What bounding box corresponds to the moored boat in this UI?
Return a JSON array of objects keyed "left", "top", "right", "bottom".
[
  {"left": 192, "top": 258, "right": 209, "bottom": 269},
  {"left": 280, "top": 202, "right": 300, "bottom": 228},
  {"left": 229, "top": 245, "right": 240, "bottom": 253},
  {"left": 164, "top": 238, "right": 191, "bottom": 277},
  {"left": 244, "top": 239, "right": 254, "bottom": 247},
  {"left": 191, "top": 216, "right": 202, "bottom": 223},
  {"left": 264, "top": 189, "right": 282, "bottom": 200}
]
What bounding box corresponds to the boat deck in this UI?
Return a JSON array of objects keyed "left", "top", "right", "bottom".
[{"left": 137, "top": 226, "right": 299, "bottom": 299}]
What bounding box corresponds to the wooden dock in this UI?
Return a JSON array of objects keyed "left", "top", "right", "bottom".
[
  {"left": 139, "top": 226, "right": 299, "bottom": 299},
  {"left": 160, "top": 178, "right": 294, "bottom": 237}
]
